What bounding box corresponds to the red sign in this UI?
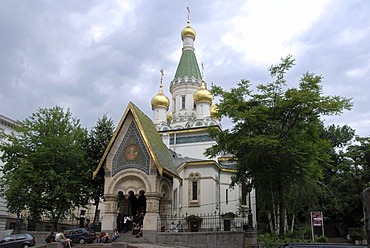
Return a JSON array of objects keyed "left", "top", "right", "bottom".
[{"left": 311, "top": 211, "right": 324, "bottom": 227}]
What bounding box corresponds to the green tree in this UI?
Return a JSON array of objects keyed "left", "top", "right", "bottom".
[
  {"left": 206, "top": 55, "right": 352, "bottom": 236},
  {"left": 87, "top": 114, "right": 114, "bottom": 224},
  {"left": 0, "top": 106, "right": 90, "bottom": 230},
  {"left": 326, "top": 136, "right": 370, "bottom": 228},
  {"left": 318, "top": 125, "right": 355, "bottom": 224}
]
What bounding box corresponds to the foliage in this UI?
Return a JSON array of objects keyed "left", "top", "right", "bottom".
[
  {"left": 349, "top": 228, "right": 365, "bottom": 241},
  {"left": 315, "top": 236, "right": 328, "bottom": 243},
  {"left": 259, "top": 232, "right": 313, "bottom": 248},
  {"left": 206, "top": 55, "right": 352, "bottom": 236},
  {"left": 321, "top": 130, "right": 370, "bottom": 229},
  {"left": 258, "top": 233, "right": 283, "bottom": 248},
  {"left": 86, "top": 114, "right": 114, "bottom": 223},
  {"left": 0, "top": 106, "right": 90, "bottom": 229}
]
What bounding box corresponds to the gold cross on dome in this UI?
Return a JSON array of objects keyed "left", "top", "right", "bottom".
[
  {"left": 160, "top": 69, "right": 164, "bottom": 87},
  {"left": 187, "top": 6, "right": 190, "bottom": 23}
]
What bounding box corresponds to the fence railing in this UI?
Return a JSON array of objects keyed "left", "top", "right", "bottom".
[
  {"left": 15, "top": 214, "right": 97, "bottom": 232},
  {"left": 157, "top": 213, "right": 249, "bottom": 232}
]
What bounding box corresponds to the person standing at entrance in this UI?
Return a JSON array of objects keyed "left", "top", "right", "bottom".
[
  {"left": 170, "top": 222, "right": 177, "bottom": 232},
  {"left": 177, "top": 221, "right": 184, "bottom": 232}
]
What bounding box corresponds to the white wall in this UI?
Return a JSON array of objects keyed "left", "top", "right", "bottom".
[{"left": 0, "top": 114, "right": 16, "bottom": 230}]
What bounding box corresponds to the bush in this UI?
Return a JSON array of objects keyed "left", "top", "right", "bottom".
[
  {"left": 315, "top": 236, "right": 328, "bottom": 243},
  {"left": 258, "top": 233, "right": 283, "bottom": 248},
  {"left": 349, "top": 228, "right": 365, "bottom": 241}
]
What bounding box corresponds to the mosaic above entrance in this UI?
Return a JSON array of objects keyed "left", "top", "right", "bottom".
[{"left": 112, "top": 122, "right": 150, "bottom": 176}]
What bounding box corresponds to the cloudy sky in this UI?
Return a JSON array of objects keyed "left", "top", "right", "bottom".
[{"left": 1, "top": 0, "right": 369, "bottom": 137}]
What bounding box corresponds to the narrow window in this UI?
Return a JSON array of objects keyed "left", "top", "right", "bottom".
[
  {"left": 181, "top": 96, "right": 186, "bottom": 109},
  {"left": 226, "top": 189, "right": 228, "bottom": 204},
  {"left": 192, "top": 181, "right": 198, "bottom": 200},
  {"left": 174, "top": 189, "right": 178, "bottom": 212}
]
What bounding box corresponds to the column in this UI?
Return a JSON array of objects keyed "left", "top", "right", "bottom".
[
  {"left": 143, "top": 193, "right": 160, "bottom": 243},
  {"left": 101, "top": 194, "right": 118, "bottom": 232}
]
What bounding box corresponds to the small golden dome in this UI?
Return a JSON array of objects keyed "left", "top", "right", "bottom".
[
  {"left": 152, "top": 69, "right": 170, "bottom": 110},
  {"left": 181, "top": 24, "right": 196, "bottom": 40},
  {"left": 151, "top": 92, "right": 169, "bottom": 110},
  {"left": 194, "top": 80, "right": 212, "bottom": 104},
  {"left": 167, "top": 111, "right": 173, "bottom": 122}
]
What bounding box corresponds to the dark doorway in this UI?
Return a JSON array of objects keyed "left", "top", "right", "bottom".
[
  {"left": 128, "top": 191, "right": 138, "bottom": 215},
  {"left": 190, "top": 221, "right": 199, "bottom": 232},
  {"left": 224, "top": 219, "right": 231, "bottom": 231},
  {"left": 137, "top": 190, "right": 146, "bottom": 213}
]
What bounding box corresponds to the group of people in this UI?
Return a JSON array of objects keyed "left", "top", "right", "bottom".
[
  {"left": 117, "top": 210, "right": 145, "bottom": 233},
  {"left": 45, "top": 228, "right": 72, "bottom": 248},
  {"left": 44, "top": 211, "right": 149, "bottom": 246},
  {"left": 96, "top": 229, "right": 119, "bottom": 243},
  {"left": 131, "top": 210, "right": 145, "bottom": 238},
  {"left": 44, "top": 227, "right": 119, "bottom": 246},
  {"left": 170, "top": 220, "right": 184, "bottom": 232}
]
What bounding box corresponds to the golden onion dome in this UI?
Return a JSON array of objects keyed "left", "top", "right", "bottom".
[
  {"left": 151, "top": 81, "right": 169, "bottom": 110},
  {"left": 151, "top": 92, "right": 169, "bottom": 110},
  {"left": 152, "top": 70, "right": 170, "bottom": 110},
  {"left": 167, "top": 111, "right": 173, "bottom": 123},
  {"left": 181, "top": 19, "right": 196, "bottom": 40},
  {"left": 194, "top": 80, "right": 212, "bottom": 104}
]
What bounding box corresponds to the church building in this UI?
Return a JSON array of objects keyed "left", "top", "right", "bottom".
[{"left": 93, "top": 12, "right": 256, "bottom": 242}]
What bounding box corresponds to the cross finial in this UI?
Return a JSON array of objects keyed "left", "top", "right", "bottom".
[
  {"left": 187, "top": 6, "right": 190, "bottom": 24},
  {"left": 159, "top": 69, "right": 164, "bottom": 90},
  {"left": 201, "top": 62, "right": 205, "bottom": 79}
]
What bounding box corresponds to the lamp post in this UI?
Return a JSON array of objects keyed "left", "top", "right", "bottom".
[{"left": 246, "top": 180, "right": 254, "bottom": 229}]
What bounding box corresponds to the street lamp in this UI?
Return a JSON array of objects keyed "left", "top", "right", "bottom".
[{"left": 246, "top": 180, "right": 254, "bottom": 229}]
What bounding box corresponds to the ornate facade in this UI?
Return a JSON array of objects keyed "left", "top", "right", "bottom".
[{"left": 94, "top": 12, "right": 256, "bottom": 243}]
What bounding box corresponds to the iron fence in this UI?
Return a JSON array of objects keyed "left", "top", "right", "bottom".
[
  {"left": 157, "top": 213, "right": 249, "bottom": 232},
  {"left": 14, "top": 214, "right": 96, "bottom": 232}
]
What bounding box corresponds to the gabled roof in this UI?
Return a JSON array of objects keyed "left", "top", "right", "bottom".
[
  {"left": 93, "top": 102, "right": 180, "bottom": 180},
  {"left": 174, "top": 50, "right": 201, "bottom": 80}
]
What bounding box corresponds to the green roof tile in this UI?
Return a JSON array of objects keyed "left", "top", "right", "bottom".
[
  {"left": 174, "top": 50, "right": 201, "bottom": 80},
  {"left": 94, "top": 102, "right": 179, "bottom": 180},
  {"left": 129, "top": 102, "right": 179, "bottom": 178}
]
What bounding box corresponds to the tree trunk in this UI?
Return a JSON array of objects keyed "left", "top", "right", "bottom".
[
  {"left": 274, "top": 204, "right": 280, "bottom": 235},
  {"left": 271, "top": 187, "right": 279, "bottom": 235},
  {"left": 291, "top": 214, "right": 295, "bottom": 233},
  {"left": 53, "top": 220, "right": 58, "bottom": 232},
  {"left": 278, "top": 180, "right": 286, "bottom": 237},
  {"left": 268, "top": 211, "right": 274, "bottom": 233},
  {"left": 93, "top": 197, "right": 100, "bottom": 224},
  {"left": 285, "top": 209, "right": 289, "bottom": 233}
]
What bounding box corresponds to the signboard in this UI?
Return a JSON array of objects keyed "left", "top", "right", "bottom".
[
  {"left": 311, "top": 211, "right": 324, "bottom": 227},
  {"left": 310, "top": 211, "right": 324, "bottom": 241}
]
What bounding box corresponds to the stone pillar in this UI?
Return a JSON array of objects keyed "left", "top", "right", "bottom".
[
  {"left": 143, "top": 193, "right": 160, "bottom": 243},
  {"left": 159, "top": 197, "right": 171, "bottom": 216},
  {"left": 245, "top": 229, "right": 258, "bottom": 248},
  {"left": 101, "top": 194, "right": 118, "bottom": 232},
  {"left": 159, "top": 197, "right": 171, "bottom": 229}
]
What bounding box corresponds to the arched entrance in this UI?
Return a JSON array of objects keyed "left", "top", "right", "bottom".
[
  {"left": 116, "top": 189, "right": 147, "bottom": 232},
  {"left": 117, "top": 190, "right": 147, "bottom": 216}
]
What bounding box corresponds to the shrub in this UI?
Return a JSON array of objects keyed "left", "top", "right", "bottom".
[
  {"left": 316, "top": 236, "right": 328, "bottom": 243},
  {"left": 258, "top": 233, "right": 282, "bottom": 248},
  {"left": 349, "top": 228, "right": 365, "bottom": 241}
]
